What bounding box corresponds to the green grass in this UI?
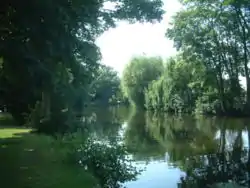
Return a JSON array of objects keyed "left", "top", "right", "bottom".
[
  {"left": 0, "top": 127, "right": 97, "bottom": 188},
  {"left": 0, "top": 127, "right": 31, "bottom": 138}
]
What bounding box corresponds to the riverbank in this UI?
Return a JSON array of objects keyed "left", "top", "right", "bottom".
[{"left": 0, "top": 127, "right": 96, "bottom": 188}]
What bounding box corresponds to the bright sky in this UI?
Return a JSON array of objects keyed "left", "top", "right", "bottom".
[{"left": 96, "top": 0, "right": 182, "bottom": 75}]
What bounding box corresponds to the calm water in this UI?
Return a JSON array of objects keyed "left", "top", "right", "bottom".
[{"left": 86, "top": 106, "right": 250, "bottom": 188}]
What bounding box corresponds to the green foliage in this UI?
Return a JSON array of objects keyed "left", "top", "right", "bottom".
[
  {"left": 121, "top": 50, "right": 236, "bottom": 115},
  {"left": 145, "top": 77, "right": 165, "bottom": 110},
  {"left": 166, "top": 0, "right": 250, "bottom": 116},
  {"left": 145, "top": 56, "right": 209, "bottom": 113},
  {"left": 124, "top": 109, "right": 165, "bottom": 160},
  {"left": 0, "top": 113, "right": 17, "bottom": 126},
  {"left": 0, "top": 130, "right": 97, "bottom": 188},
  {"left": 121, "top": 56, "right": 163, "bottom": 108},
  {"left": 124, "top": 51, "right": 245, "bottom": 115},
  {"left": 88, "top": 65, "right": 122, "bottom": 105},
  {"left": 0, "top": 0, "right": 164, "bottom": 132},
  {"left": 145, "top": 112, "right": 218, "bottom": 163},
  {"left": 56, "top": 131, "right": 139, "bottom": 188},
  {"left": 24, "top": 99, "right": 83, "bottom": 134},
  {"left": 195, "top": 89, "right": 221, "bottom": 115},
  {"left": 0, "top": 127, "right": 140, "bottom": 188},
  {"left": 143, "top": 53, "right": 246, "bottom": 115},
  {"left": 75, "top": 137, "right": 139, "bottom": 188}
]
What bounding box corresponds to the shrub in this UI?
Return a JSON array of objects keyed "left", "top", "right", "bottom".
[{"left": 61, "top": 133, "right": 140, "bottom": 188}]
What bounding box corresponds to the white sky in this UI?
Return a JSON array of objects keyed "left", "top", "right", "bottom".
[{"left": 96, "top": 0, "right": 182, "bottom": 75}]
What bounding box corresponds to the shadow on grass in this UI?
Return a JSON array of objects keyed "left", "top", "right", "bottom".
[
  {"left": 0, "top": 135, "right": 26, "bottom": 188},
  {"left": 0, "top": 130, "right": 96, "bottom": 188}
]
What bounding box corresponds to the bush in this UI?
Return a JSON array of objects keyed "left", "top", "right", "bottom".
[
  {"left": 195, "top": 90, "right": 220, "bottom": 115},
  {"left": 63, "top": 134, "right": 140, "bottom": 188},
  {"left": 0, "top": 113, "right": 17, "bottom": 126},
  {"left": 24, "top": 108, "right": 140, "bottom": 187},
  {"left": 25, "top": 101, "right": 83, "bottom": 134}
]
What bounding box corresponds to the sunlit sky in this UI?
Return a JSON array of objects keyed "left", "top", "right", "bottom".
[{"left": 96, "top": 0, "right": 182, "bottom": 75}]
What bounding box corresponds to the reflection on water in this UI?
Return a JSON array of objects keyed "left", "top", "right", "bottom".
[{"left": 86, "top": 106, "right": 250, "bottom": 188}]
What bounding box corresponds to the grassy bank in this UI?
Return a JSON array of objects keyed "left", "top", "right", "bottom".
[{"left": 0, "top": 127, "right": 96, "bottom": 188}]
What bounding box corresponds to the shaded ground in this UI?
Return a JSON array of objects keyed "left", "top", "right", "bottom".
[{"left": 0, "top": 127, "right": 96, "bottom": 188}]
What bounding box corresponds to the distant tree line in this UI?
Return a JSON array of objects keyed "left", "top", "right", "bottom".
[
  {"left": 86, "top": 64, "right": 128, "bottom": 106},
  {"left": 121, "top": 0, "right": 250, "bottom": 117}
]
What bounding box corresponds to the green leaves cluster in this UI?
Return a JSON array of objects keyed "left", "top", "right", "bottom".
[
  {"left": 145, "top": 56, "right": 213, "bottom": 113},
  {"left": 87, "top": 65, "right": 121, "bottom": 105},
  {"left": 122, "top": 0, "right": 250, "bottom": 116},
  {"left": 76, "top": 137, "right": 139, "bottom": 188},
  {"left": 145, "top": 59, "right": 195, "bottom": 111},
  {"left": 0, "top": 0, "right": 164, "bottom": 132},
  {"left": 121, "top": 56, "right": 163, "bottom": 107},
  {"left": 121, "top": 55, "right": 214, "bottom": 114},
  {"left": 166, "top": 0, "right": 250, "bottom": 115}
]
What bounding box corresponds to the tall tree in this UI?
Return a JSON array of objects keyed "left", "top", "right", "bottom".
[
  {"left": 121, "top": 56, "right": 163, "bottom": 108},
  {"left": 88, "top": 65, "right": 120, "bottom": 105},
  {"left": 0, "top": 0, "right": 164, "bottom": 132},
  {"left": 145, "top": 56, "right": 206, "bottom": 113},
  {"left": 166, "top": 0, "right": 249, "bottom": 115}
]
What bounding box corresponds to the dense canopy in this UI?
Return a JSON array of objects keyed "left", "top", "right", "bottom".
[
  {"left": 121, "top": 0, "right": 250, "bottom": 116},
  {"left": 0, "top": 0, "right": 164, "bottom": 132}
]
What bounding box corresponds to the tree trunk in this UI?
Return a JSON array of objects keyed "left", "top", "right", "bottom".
[
  {"left": 247, "top": 125, "right": 250, "bottom": 188},
  {"left": 235, "top": 7, "right": 250, "bottom": 110},
  {"left": 242, "top": 30, "right": 250, "bottom": 107},
  {"left": 41, "top": 91, "right": 50, "bottom": 120},
  {"left": 217, "top": 62, "right": 226, "bottom": 113}
]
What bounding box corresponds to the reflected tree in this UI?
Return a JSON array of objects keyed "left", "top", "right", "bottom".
[
  {"left": 121, "top": 109, "right": 250, "bottom": 188},
  {"left": 82, "top": 107, "right": 130, "bottom": 141},
  {"left": 146, "top": 113, "right": 218, "bottom": 165},
  {"left": 178, "top": 120, "right": 250, "bottom": 188},
  {"left": 123, "top": 109, "right": 165, "bottom": 161}
]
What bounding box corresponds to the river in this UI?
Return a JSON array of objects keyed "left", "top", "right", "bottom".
[{"left": 85, "top": 106, "right": 250, "bottom": 188}]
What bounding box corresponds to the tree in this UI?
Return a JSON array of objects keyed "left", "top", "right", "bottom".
[
  {"left": 166, "top": 0, "right": 249, "bottom": 115},
  {"left": 145, "top": 56, "right": 212, "bottom": 113},
  {"left": 123, "top": 109, "right": 165, "bottom": 160},
  {"left": 121, "top": 56, "right": 163, "bottom": 108},
  {"left": 0, "top": 0, "right": 164, "bottom": 132},
  {"left": 88, "top": 65, "right": 120, "bottom": 105},
  {"left": 178, "top": 118, "right": 248, "bottom": 188}
]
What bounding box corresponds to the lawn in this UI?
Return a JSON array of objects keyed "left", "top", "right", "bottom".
[
  {"left": 0, "top": 127, "right": 31, "bottom": 138},
  {"left": 0, "top": 126, "right": 96, "bottom": 188}
]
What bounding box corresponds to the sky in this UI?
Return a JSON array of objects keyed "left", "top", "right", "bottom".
[{"left": 95, "top": 0, "right": 182, "bottom": 75}]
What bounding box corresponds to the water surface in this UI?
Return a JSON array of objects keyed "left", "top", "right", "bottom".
[{"left": 86, "top": 106, "right": 250, "bottom": 188}]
